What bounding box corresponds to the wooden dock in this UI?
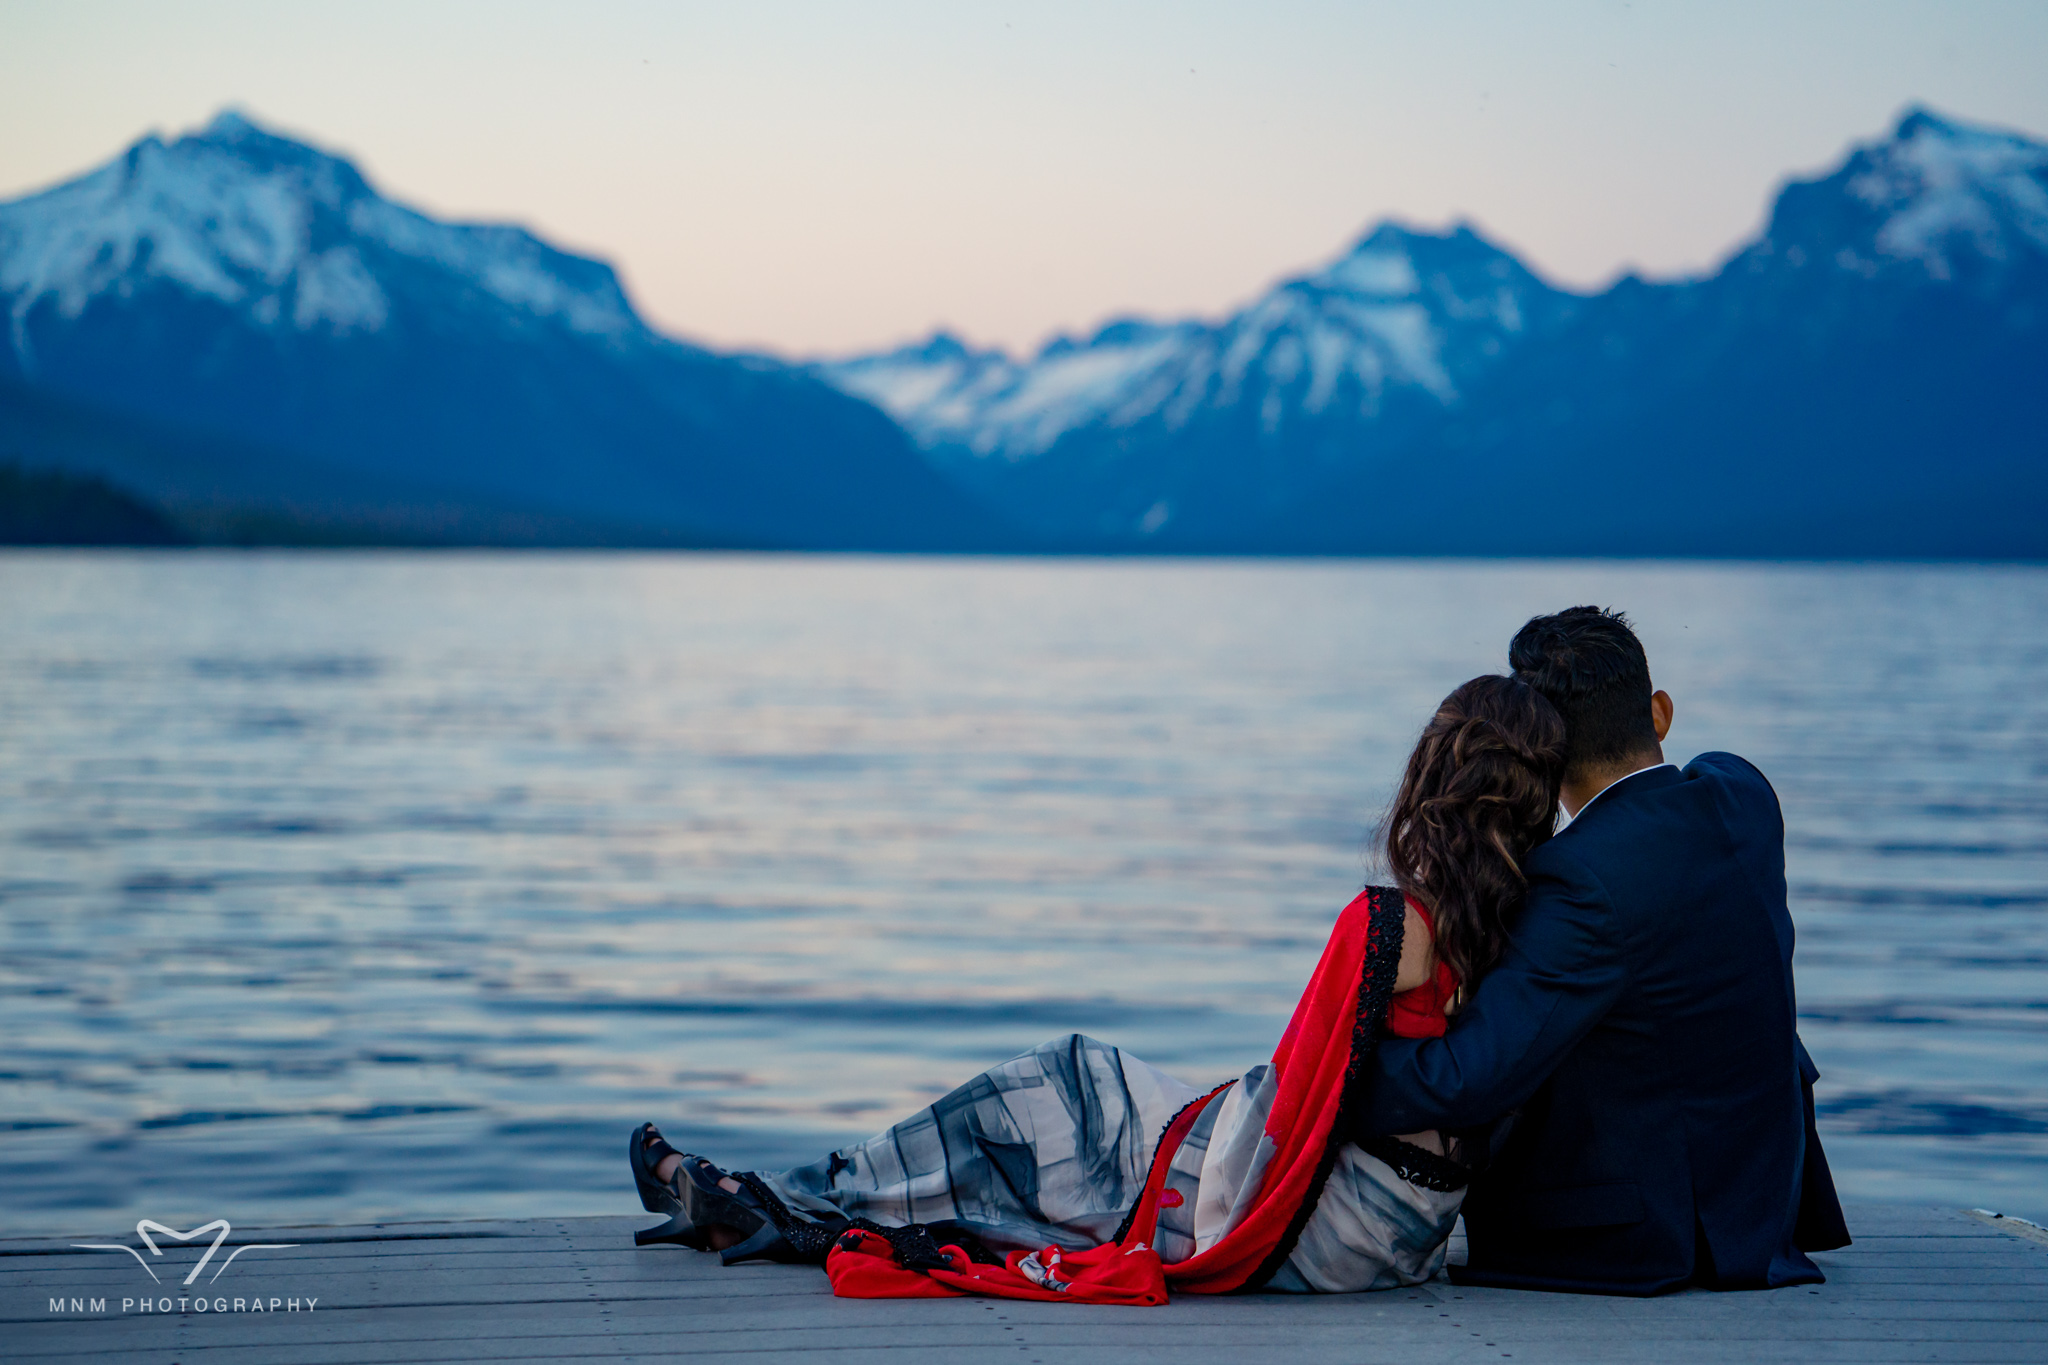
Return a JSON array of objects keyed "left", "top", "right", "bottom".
[{"left": 6, "top": 1203, "right": 2042, "bottom": 1363}]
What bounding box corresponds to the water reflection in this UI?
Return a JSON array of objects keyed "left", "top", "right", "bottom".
[{"left": 1, "top": 553, "right": 2043, "bottom": 1230}]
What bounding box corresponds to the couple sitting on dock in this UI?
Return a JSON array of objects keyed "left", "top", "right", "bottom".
[{"left": 627, "top": 606, "right": 1852, "bottom": 1301}]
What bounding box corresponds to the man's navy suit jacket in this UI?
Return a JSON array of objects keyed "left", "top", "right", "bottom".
[{"left": 1364, "top": 753, "right": 1850, "bottom": 1294}]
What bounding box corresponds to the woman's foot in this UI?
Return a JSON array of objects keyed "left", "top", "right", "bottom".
[
  {"left": 635, "top": 1124, "right": 754, "bottom": 1251},
  {"left": 642, "top": 1125, "right": 743, "bottom": 1192}
]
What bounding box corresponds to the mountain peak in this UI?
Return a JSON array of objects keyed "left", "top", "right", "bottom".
[
  {"left": 818, "top": 206, "right": 1571, "bottom": 482},
  {"left": 1878, "top": 103, "right": 2045, "bottom": 166},
  {"left": 1308, "top": 221, "right": 1440, "bottom": 296},
  {"left": 0, "top": 109, "right": 644, "bottom": 352},
  {"left": 201, "top": 107, "right": 264, "bottom": 141},
  {"left": 1850, "top": 106, "right": 2048, "bottom": 275},
  {"left": 1748, "top": 105, "right": 2048, "bottom": 282},
  {"left": 1304, "top": 219, "right": 1531, "bottom": 299},
  {"left": 1352, "top": 219, "right": 1490, "bottom": 250},
  {"left": 1892, "top": 105, "right": 1959, "bottom": 140},
  {"left": 906, "top": 330, "right": 984, "bottom": 363},
  {"left": 162, "top": 107, "right": 377, "bottom": 203}
]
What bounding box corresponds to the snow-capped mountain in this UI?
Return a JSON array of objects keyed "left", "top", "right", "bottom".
[
  {"left": 1274, "top": 107, "right": 2048, "bottom": 558},
  {"left": 1, "top": 111, "right": 641, "bottom": 353},
  {"left": 822, "top": 321, "right": 1202, "bottom": 461},
  {"left": 4, "top": 105, "right": 2040, "bottom": 555},
  {"left": 0, "top": 112, "right": 1009, "bottom": 548},
  {"left": 819, "top": 223, "right": 1573, "bottom": 540},
  {"left": 816, "top": 106, "right": 2046, "bottom": 554},
  {"left": 1754, "top": 107, "right": 2048, "bottom": 286}
]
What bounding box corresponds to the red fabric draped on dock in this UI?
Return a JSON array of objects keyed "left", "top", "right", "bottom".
[{"left": 824, "top": 886, "right": 1403, "bottom": 1304}]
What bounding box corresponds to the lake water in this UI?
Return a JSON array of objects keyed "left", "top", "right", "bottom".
[{"left": 2, "top": 553, "right": 2044, "bottom": 1235}]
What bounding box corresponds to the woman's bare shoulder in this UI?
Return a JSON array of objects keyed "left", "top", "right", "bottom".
[{"left": 1394, "top": 900, "right": 1435, "bottom": 994}]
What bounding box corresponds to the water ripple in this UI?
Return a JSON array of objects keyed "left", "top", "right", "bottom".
[{"left": 1, "top": 553, "right": 2044, "bottom": 1230}]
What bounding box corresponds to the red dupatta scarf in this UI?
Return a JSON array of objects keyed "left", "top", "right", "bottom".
[{"left": 824, "top": 885, "right": 1407, "bottom": 1304}]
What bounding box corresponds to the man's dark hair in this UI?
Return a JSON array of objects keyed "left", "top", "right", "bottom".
[{"left": 1509, "top": 606, "right": 1658, "bottom": 777}]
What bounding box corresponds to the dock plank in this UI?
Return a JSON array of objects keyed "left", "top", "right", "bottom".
[{"left": 5, "top": 1203, "right": 2041, "bottom": 1363}]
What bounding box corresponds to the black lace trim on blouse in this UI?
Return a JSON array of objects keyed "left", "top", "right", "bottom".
[{"left": 1356, "top": 1133, "right": 1470, "bottom": 1193}]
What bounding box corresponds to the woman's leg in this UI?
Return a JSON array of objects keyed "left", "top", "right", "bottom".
[
  {"left": 756, "top": 1033, "right": 1202, "bottom": 1253},
  {"left": 650, "top": 1144, "right": 728, "bottom": 1192},
  {"left": 1274, "top": 1144, "right": 1467, "bottom": 1291}
]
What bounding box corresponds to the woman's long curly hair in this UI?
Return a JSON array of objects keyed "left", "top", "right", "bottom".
[{"left": 1383, "top": 675, "right": 1567, "bottom": 992}]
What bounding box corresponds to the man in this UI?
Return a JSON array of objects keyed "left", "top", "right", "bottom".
[{"left": 1365, "top": 606, "right": 1849, "bottom": 1294}]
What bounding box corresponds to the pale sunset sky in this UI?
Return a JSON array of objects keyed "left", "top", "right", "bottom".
[{"left": 2, "top": 0, "right": 2045, "bottom": 356}]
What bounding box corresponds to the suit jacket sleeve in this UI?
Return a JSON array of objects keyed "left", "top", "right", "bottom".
[{"left": 1363, "top": 847, "right": 1629, "bottom": 1134}]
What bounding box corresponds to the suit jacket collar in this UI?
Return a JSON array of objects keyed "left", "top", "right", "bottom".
[{"left": 1559, "top": 761, "right": 1684, "bottom": 834}]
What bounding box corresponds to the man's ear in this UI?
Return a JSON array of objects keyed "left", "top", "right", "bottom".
[{"left": 1651, "top": 690, "right": 1674, "bottom": 743}]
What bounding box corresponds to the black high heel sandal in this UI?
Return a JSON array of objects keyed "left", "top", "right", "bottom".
[
  {"left": 628, "top": 1122, "right": 684, "bottom": 1215},
  {"left": 630, "top": 1134, "right": 773, "bottom": 1251},
  {"left": 713, "top": 1172, "right": 848, "bottom": 1266}
]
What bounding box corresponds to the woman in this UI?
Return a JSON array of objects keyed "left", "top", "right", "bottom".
[{"left": 627, "top": 674, "right": 1564, "bottom": 1297}]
